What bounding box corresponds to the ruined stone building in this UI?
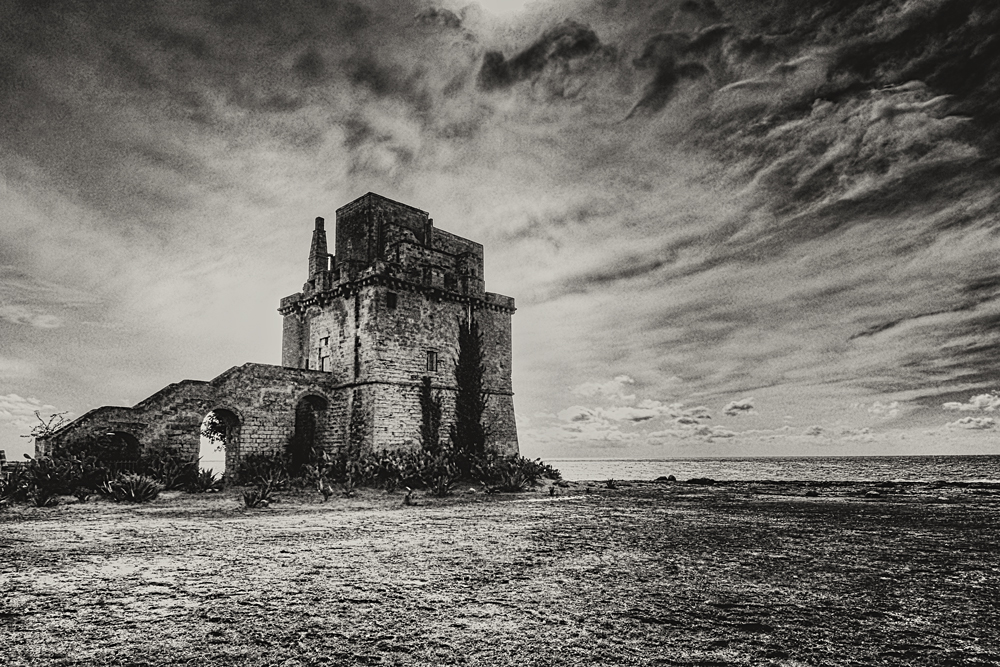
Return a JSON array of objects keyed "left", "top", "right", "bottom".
[{"left": 38, "top": 193, "right": 518, "bottom": 469}]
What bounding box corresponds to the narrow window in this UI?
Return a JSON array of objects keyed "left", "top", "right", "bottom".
[
  {"left": 387, "top": 292, "right": 398, "bottom": 310},
  {"left": 320, "top": 336, "right": 329, "bottom": 347},
  {"left": 320, "top": 356, "right": 330, "bottom": 371},
  {"left": 304, "top": 358, "right": 310, "bottom": 370},
  {"left": 426, "top": 350, "right": 438, "bottom": 373}
]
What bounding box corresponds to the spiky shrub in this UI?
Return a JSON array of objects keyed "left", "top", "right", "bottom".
[
  {"left": 236, "top": 451, "right": 290, "bottom": 488},
  {"left": 525, "top": 458, "right": 562, "bottom": 481},
  {"left": 190, "top": 468, "right": 224, "bottom": 493},
  {"left": 419, "top": 451, "right": 460, "bottom": 498},
  {"left": 0, "top": 465, "right": 31, "bottom": 504},
  {"left": 139, "top": 448, "right": 198, "bottom": 490},
  {"left": 72, "top": 456, "right": 113, "bottom": 502},
  {"left": 243, "top": 479, "right": 273, "bottom": 508},
  {"left": 475, "top": 455, "right": 533, "bottom": 493},
  {"left": 106, "top": 474, "right": 162, "bottom": 503},
  {"left": 23, "top": 456, "right": 78, "bottom": 502},
  {"left": 29, "top": 488, "right": 61, "bottom": 507}
]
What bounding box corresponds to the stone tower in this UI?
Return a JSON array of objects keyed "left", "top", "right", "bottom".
[{"left": 278, "top": 192, "right": 518, "bottom": 454}]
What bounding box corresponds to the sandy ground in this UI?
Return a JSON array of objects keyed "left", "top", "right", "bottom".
[{"left": 2, "top": 480, "right": 998, "bottom": 666}]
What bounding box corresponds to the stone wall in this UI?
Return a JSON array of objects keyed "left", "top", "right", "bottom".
[{"left": 37, "top": 364, "right": 346, "bottom": 473}]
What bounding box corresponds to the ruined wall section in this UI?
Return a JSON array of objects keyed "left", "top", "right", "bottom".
[
  {"left": 36, "top": 364, "right": 346, "bottom": 469},
  {"left": 35, "top": 405, "right": 146, "bottom": 459},
  {"left": 281, "top": 306, "right": 305, "bottom": 368},
  {"left": 209, "top": 364, "right": 344, "bottom": 460}
]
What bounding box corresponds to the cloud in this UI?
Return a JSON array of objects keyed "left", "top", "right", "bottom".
[
  {"left": 0, "top": 356, "right": 37, "bottom": 379},
  {"left": 0, "top": 304, "right": 62, "bottom": 328},
  {"left": 477, "top": 19, "right": 612, "bottom": 95},
  {"left": 0, "top": 394, "right": 57, "bottom": 431},
  {"left": 946, "top": 416, "right": 996, "bottom": 430},
  {"left": 840, "top": 427, "right": 876, "bottom": 442},
  {"left": 723, "top": 397, "right": 754, "bottom": 416},
  {"left": 868, "top": 401, "right": 900, "bottom": 418},
  {"left": 649, "top": 423, "right": 734, "bottom": 443},
  {"left": 942, "top": 393, "right": 1000, "bottom": 412},
  {"left": 571, "top": 375, "right": 636, "bottom": 402}
]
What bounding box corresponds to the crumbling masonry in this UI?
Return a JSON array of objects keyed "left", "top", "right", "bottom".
[{"left": 37, "top": 193, "right": 518, "bottom": 468}]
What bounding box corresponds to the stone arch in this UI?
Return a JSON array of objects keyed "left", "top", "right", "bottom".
[
  {"left": 103, "top": 431, "right": 142, "bottom": 461},
  {"left": 200, "top": 407, "right": 242, "bottom": 475},
  {"left": 289, "top": 394, "right": 329, "bottom": 474}
]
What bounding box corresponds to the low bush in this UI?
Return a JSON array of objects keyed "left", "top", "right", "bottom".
[
  {"left": 475, "top": 455, "right": 560, "bottom": 493},
  {"left": 103, "top": 474, "right": 162, "bottom": 503},
  {"left": 237, "top": 451, "right": 290, "bottom": 488},
  {"left": 29, "top": 487, "right": 61, "bottom": 507},
  {"left": 243, "top": 480, "right": 273, "bottom": 508},
  {"left": 139, "top": 448, "right": 198, "bottom": 490},
  {"left": 24, "top": 456, "right": 78, "bottom": 499},
  {"left": 0, "top": 465, "right": 31, "bottom": 504},
  {"left": 190, "top": 468, "right": 224, "bottom": 493},
  {"left": 422, "top": 456, "right": 460, "bottom": 497}
]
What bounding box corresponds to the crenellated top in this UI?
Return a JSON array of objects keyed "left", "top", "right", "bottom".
[{"left": 281, "top": 192, "right": 512, "bottom": 315}]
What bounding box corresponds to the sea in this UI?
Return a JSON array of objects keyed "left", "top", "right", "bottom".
[{"left": 547, "top": 455, "right": 1000, "bottom": 483}]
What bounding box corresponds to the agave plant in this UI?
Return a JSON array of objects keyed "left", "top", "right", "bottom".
[
  {"left": 243, "top": 480, "right": 273, "bottom": 508},
  {"left": 190, "top": 468, "right": 224, "bottom": 493},
  {"left": 0, "top": 465, "right": 30, "bottom": 503},
  {"left": 475, "top": 455, "right": 541, "bottom": 493},
  {"left": 140, "top": 449, "right": 198, "bottom": 490},
  {"left": 107, "top": 474, "right": 162, "bottom": 503},
  {"left": 29, "top": 487, "right": 60, "bottom": 507}
]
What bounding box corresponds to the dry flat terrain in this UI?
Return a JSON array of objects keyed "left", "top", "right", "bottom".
[{"left": 2, "top": 481, "right": 998, "bottom": 666}]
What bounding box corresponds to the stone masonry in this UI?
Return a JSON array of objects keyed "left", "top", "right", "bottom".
[
  {"left": 37, "top": 192, "right": 518, "bottom": 468},
  {"left": 278, "top": 192, "right": 518, "bottom": 454}
]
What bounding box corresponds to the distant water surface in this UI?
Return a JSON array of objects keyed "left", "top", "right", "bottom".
[{"left": 548, "top": 456, "right": 1000, "bottom": 483}]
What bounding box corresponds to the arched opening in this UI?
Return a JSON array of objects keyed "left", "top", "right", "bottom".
[
  {"left": 97, "top": 431, "right": 141, "bottom": 462},
  {"left": 200, "top": 409, "right": 240, "bottom": 475},
  {"left": 289, "top": 395, "right": 328, "bottom": 474}
]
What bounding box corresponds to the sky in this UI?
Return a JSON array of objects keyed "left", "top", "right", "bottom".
[{"left": 3, "top": 0, "right": 1000, "bottom": 461}]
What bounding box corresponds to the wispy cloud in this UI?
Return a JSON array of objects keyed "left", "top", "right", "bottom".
[
  {"left": 945, "top": 416, "right": 996, "bottom": 430},
  {"left": 0, "top": 356, "right": 37, "bottom": 379},
  {"left": 942, "top": 393, "right": 1000, "bottom": 412},
  {"left": 0, "top": 304, "right": 62, "bottom": 329},
  {"left": 570, "top": 375, "right": 637, "bottom": 402},
  {"left": 0, "top": 394, "right": 56, "bottom": 431},
  {"left": 723, "top": 397, "right": 754, "bottom": 417}
]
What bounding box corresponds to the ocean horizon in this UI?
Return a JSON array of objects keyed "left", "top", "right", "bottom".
[{"left": 546, "top": 454, "right": 1000, "bottom": 483}]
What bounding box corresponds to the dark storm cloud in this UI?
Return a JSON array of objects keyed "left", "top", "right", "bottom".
[
  {"left": 477, "top": 19, "right": 612, "bottom": 92},
  {"left": 415, "top": 7, "right": 463, "bottom": 30},
  {"left": 0, "top": 0, "right": 452, "bottom": 225}
]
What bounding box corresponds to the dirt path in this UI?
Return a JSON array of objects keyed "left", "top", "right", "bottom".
[{"left": 2, "top": 482, "right": 998, "bottom": 666}]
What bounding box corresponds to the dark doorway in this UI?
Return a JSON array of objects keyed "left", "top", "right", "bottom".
[
  {"left": 102, "top": 431, "right": 141, "bottom": 462},
  {"left": 289, "top": 395, "right": 328, "bottom": 474}
]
